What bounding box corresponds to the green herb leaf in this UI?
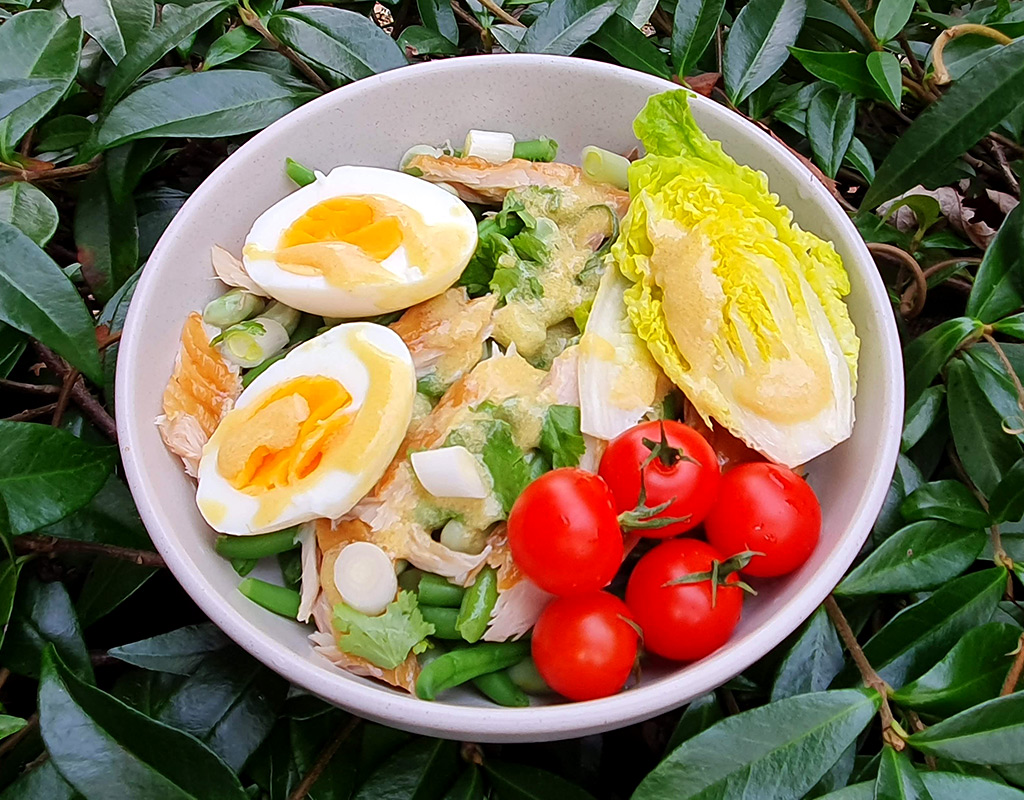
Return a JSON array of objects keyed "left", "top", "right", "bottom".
[
  {"left": 672, "top": 0, "right": 726, "bottom": 77},
  {"left": 771, "top": 606, "right": 844, "bottom": 701},
  {"left": 723, "top": 0, "right": 807, "bottom": 104},
  {"left": 872, "top": 0, "right": 915, "bottom": 42},
  {"left": 0, "top": 182, "right": 58, "bottom": 247},
  {"left": 907, "top": 691, "right": 1024, "bottom": 765},
  {"left": 517, "top": 0, "right": 623, "bottom": 56},
  {"left": 806, "top": 86, "right": 855, "bottom": 178},
  {"left": 873, "top": 746, "right": 934, "bottom": 800},
  {"left": 866, "top": 50, "right": 902, "bottom": 108},
  {"left": 481, "top": 420, "right": 532, "bottom": 515},
  {"left": 965, "top": 202, "right": 1024, "bottom": 324},
  {"left": 903, "top": 317, "right": 981, "bottom": 405},
  {"left": 900, "top": 481, "right": 990, "bottom": 527},
  {"left": 539, "top": 405, "right": 586, "bottom": 469},
  {"left": 333, "top": 591, "right": 434, "bottom": 670}
]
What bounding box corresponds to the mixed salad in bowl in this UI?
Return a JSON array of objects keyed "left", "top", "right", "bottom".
[{"left": 157, "top": 89, "right": 859, "bottom": 706}]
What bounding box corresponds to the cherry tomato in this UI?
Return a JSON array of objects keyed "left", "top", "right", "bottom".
[
  {"left": 625, "top": 539, "right": 743, "bottom": 661},
  {"left": 704, "top": 462, "right": 821, "bottom": 578},
  {"left": 532, "top": 591, "right": 638, "bottom": 700},
  {"left": 507, "top": 468, "right": 623, "bottom": 596},
  {"left": 599, "top": 421, "right": 720, "bottom": 537}
]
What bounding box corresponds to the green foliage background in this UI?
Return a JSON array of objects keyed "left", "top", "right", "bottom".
[{"left": 1, "top": 0, "right": 1024, "bottom": 795}]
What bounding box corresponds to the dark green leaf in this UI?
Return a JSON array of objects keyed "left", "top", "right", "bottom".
[
  {"left": 875, "top": 454, "right": 923, "bottom": 543},
  {"left": 807, "top": 86, "right": 855, "bottom": 178},
  {"left": 538, "top": 405, "right": 585, "bottom": 469},
  {"left": 444, "top": 767, "right": 485, "bottom": 800},
  {"left": 965, "top": 202, "right": 1024, "bottom": 324},
  {"left": 40, "top": 474, "right": 151, "bottom": 548},
  {"left": 862, "top": 38, "right": 1024, "bottom": 209},
  {"left": 95, "top": 70, "right": 314, "bottom": 152},
  {"left": 948, "top": 357, "right": 1023, "bottom": 497},
  {"left": 0, "top": 12, "right": 83, "bottom": 151},
  {"left": 891, "top": 622, "right": 1023, "bottom": 715},
  {"left": 837, "top": 519, "right": 984, "bottom": 595},
  {"left": 854, "top": 567, "right": 1006, "bottom": 687},
  {"left": 907, "top": 692, "right": 1024, "bottom": 765},
  {"left": 903, "top": 386, "right": 946, "bottom": 452},
  {"left": 113, "top": 668, "right": 186, "bottom": 717},
  {"left": 805, "top": 0, "right": 870, "bottom": 49},
  {"left": 63, "top": 0, "right": 154, "bottom": 63},
  {"left": 137, "top": 187, "right": 189, "bottom": 260},
  {"left": 517, "top": 0, "right": 623, "bottom": 56},
  {"left": 97, "top": 267, "right": 140, "bottom": 405},
  {"left": 665, "top": 692, "right": 724, "bottom": 754},
  {"left": 990, "top": 457, "right": 1024, "bottom": 523},
  {"left": 0, "top": 323, "right": 26, "bottom": 380},
  {"left": 591, "top": 13, "right": 672, "bottom": 78},
  {"left": 268, "top": 7, "right": 408, "bottom": 83},
  {"left": 398, "top": 25, "right": 461, "bottom": 56},
  {"left": 872, "top": 0, "right": 915, "bottom": 42},
  {"left": 75, "top": 165, "right": 139, "bottom": 304},
  {"left": 866, "top": 50, "right": 902, "bottom": 107},
  {"left": 0, "top": 221, "right": 103, "bottom": 383},
  {"left": 1, "top": 574, "right": 93, "bottom": 682},
  {"left": 789, "top": 49, "right": 885, "bottom": 101},
  {"left": 0, "top": 760, "right": 80, "bottom": 800},
  {"left": 900, "top": 481, "right": 990, "bottom": 527},
  {"left": 0, "top": 422, "right": 115, "bottom": 534},
  {"left": 38, "top": 646, "right": 249, "bottom": 799},
  {"left": 633, "top": 690, "right": 880, "bottom": 799},
  {"left": 417, "top": 0, "right": 459, "bottom": 42},
  {"left": 77, "top": 559, "right": 158, "bottom": 627},
  {"left": 0, "top": 182, "right": 58, "bottom": 247},
  {"left": 353, "top": 737, "right": 460, "bottom": 800},
  {"left": 204, "top": 25, "right": 263, "bottom": 69},
  {"left": 812, "top": 744, "right": 857, "bottom": 797},
  {"left": 672, "top": 0, "right": 725, "bottom": 76},
  {"left": 994, "top": 313, "right": 1024, "bottom": 340},
  {"left": 874, "top": 746, "right": 935, "bottom": 800},
  {"left": 749, "top": 772, "right": 1024, "bottom": 800},
  {"left": 0, "top": 557, "right": 24, "bottom": 652},
  {"left": 109, "top": 623, "right": 232, "bottom": 674},
  {"left": 485, "top": 761, "right": 598, "bottom": 800},
  {"left": 903, "top": 317, "right": 981, "bottom": 405},
  {"left": 772, "top": 606, "right": 844, "bottom": 700},
  {"left": 723, "top": 0, "right": 806, "bottom": 104},
  {"left": 481, "top": 420, "right": 532, "bottom": 516}
]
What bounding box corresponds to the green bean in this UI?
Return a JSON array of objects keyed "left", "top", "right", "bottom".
[
  {"left": 513, "top": 137, "right": 558, "bottom": 162},
  {"left": 398, "top": 568, "right": 424, "bottom": 593},
  {"left": 420, "top": 606, "right": 462, "bottom": 639},
  {"left": 231, "top": 557, "right": 257, "bottom": 577},
  {"left": 203, "top": 288, "right": 265, "bottom": 328},
  {"left": 507, "top": 656, "right": 550, "bottom": 695},
  {"left": 286, "top": 157, "right": 316, "bottom": 187},
  {"left": 418, "top": 573, "right": 466, "bottom": 607},
  {"left": 472, "top": 670, "right": 530, "bottom": 707},
  {"left": 456, "top": 566, "right": 498, "bottom": 643},
  {"left": 415, "top": 640, "right": 530, "bottom": 700},
  {"left": 238, "top": 578, "right": 300, "bottom": 619},
  {"left": 215, "top": 527, "right": 300, "bottom": 560}
]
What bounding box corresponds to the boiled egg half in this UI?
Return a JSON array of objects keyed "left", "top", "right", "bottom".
[
  {"left": 243, "top": 166, "right": 478, "bottom": 317},
  {"left": 195, "top": 322, "right": 415, "bottom": 535}
]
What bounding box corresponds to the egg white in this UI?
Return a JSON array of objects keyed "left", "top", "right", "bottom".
[
  {"left": 244, "top": 166, "right": 478, "bottom": 317},
  {"left": 195, "top": 322, "right": 415, "bottom": 535}
]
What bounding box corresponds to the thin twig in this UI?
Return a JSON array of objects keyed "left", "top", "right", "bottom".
[
  {"left": 239, "top": 8, "right": 331, "bottom": 93},
  {"left": 905, "top": 711, "right": 937, "bottom": 769},
  {"left": 650, "top": 7, "right": 673, "bottom": 37},
  {"left": 451, "top": 0, "right": 484, "bottom": 33},
  {"left": 0, "top": 713, "right": 37, "bottom": 760},
  {"left": 288, "top": 717, "right": 361, "bottom": 800},
  {"left": 476, "top": 0, "right": 524, "bottom": 26},
  {"left": 98, "top": 330, "right": 123, "bottom": 351},
  {"left": 982, "top": 333, "right": 1024, "bottom": 420},
  {"left": 898, "top": 34, "right": 925, "bottom": 81},
  {"left": 31, "top": 343, "right": 118, "bottom": 442},
  {"left": 0, "top": 159, "right": 101, "bottom": 186},
  {"left": 835, "top": 0, "right": 882, "bottom": 50},
  {"left": 988, "top": 139, "right": 1021, "bottom": 195},
  {"left": 868, "top": 243, "right": 927, "bottom": 318},
  {"left": 931, "top": 24, "right": 1013, "bottom": 86},
  {"left": 1002, "top": 634, "right": 1024, "bottom": 696},
  {"left": 13, "top": 535, "right": 166, "bottom": 568},
  {"left": 0, "top": 379, "right": 60, "bottom": 397},
  {"left": 4, "top": 403, "right": 59, "bottom": 422},
  {"left": 51, "top": 367, "right": 79, "bottom": 428},
  {"left": 991, "top": 132, "right": 1024, "bottom": 158}
]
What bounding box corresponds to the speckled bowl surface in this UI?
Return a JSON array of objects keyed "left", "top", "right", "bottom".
[{"left": 117, "top": 54, "right": 903, "bottom": 742}]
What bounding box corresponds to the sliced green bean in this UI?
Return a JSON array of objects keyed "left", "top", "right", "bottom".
[
  {"left": 415, "top": 640, "right": 530, "bottom": 700},
  {"left": 286, "top": 157, "right": 316, "bottom": 186},
  {"left": 418, "top": 573, "right": 466, "bottom": 607},
  {"left": 513, "top": 137, "right": 558, "bottom": 162},
  {"left": 472, "top": 670, "right": 530, "bottom": 707},
  {"left": 215, "top": 527, "right": 300, "bottom": 560},
  {"left": 239, "top": 578, "right": 300, "bottom": 619},
  {"left": 420, "top": 606, "right": 461, "bottom": 639},
  {"left": 456, "top": 566, "right": 498, "bottom": 643},
  {"left": 231, "top": 557, "right": 257, "bottom": 577},
  {"left": 507, "top": 656, "right": 550, "bottom": 695},
  {"left": 398, "top": 568, "right": 424, "bottom": 593}
]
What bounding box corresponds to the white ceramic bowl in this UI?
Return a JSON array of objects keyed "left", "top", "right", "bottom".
[{"left": 117, "top": 54, "right": 903, "bottom": 742}]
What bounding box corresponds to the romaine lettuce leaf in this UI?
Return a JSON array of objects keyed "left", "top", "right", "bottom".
[{"left": 333, "top": 591, "right": 433, "bottom": 670}]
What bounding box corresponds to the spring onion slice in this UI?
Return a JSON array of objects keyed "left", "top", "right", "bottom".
[
  {"left": 334, "top": 542, "right": 398, "bottom": 616},
  {"left": 464, "top": 130, "right": 516, "bottom": 163},
  {"left": 410, "top": 446, "right": 490, "bottom": 499},
  {"left": 582, "top": 145, "right": 631, "bottom": 190}
]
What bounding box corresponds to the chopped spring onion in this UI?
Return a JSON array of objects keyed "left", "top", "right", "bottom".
[
  {"left": 333, "top": 541, "right": 398, "bottom": 616},
  {"left": 439, "top": 519, "right": 487, "bottom": 555},
  {"left": 400, "top": 144, "right": 444, "bottom": 172},
  {"left": 410, "top": 446, "right": 489, "bottom": 499},
  {"left": 261, "top": 301, "right": 301, "bottom": 336},
  {"left": 582, "top": 145, "right": 631, "bottom": 191},
  {"left": 213, "top": 316, "right": 289, "bottom": 369},
  {"left": 464, "top": 129, "right": 516, "bottom": 163},
  {"left": 285, "top": 157, "right": 317, "bottom": 187},
  {"left": 202, "top": 288, "right": 265, "bottom": 328},
  {"left": 513, "top": 137, "right": 558, "bottom": 162}
]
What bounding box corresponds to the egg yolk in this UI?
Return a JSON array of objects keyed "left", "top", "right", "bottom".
[
  {"left": 216, "top": 376, "right": 352, "bottom": 491},
  {"left": 279, "top": 197, "right": 403, "bottom": 261}
]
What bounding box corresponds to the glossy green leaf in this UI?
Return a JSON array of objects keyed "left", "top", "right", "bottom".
[
  {"left": 958, "top": 345, "right": 1024, "bottom": 442},
  {"left": 807, "top": 86, "right": 855, "bottom": 178},
  {"left": 112, "top": 669, "right": 186, "bottom": 718},
  {"left": 203, "top": 25, "right": 263, "bottom": 69},
  {"left": 965, "top": 202, "right": 1024, "bottom": 324},
  {"left": 486, "top": 761, "right": 599, "bottom": 800},
  {"left": 854, "top": 567, "right": 1006, "bottom": 687},
  {"left": 990, "top": 457, "right": 1024, "bottom": 523},
  {"left": 0, "top": 322, "right": 26, "bottom": 380},
  {"left": 0, "top": 760, "right": 80, "bottom": 800},
  {"left": 36, "top": 115, "right": 94, "bottom": 151},
  {"left": 353, "top": 737, "right": 460, "bottom": 800},
  {"left": 0, "top": 182, "right": 58, "bottom": 247},
  {"left": 805, "top": 0, "right": 870, "bottom": 49},
  {"left": 96, "top": 268, "right": 139, "bottom": 405},
  {"left": 665, "top": 692, "right": 724, "bottom": 754},
  {"left": 994, "top": 313, "right": 1024, "bottom": 340},
  {"left": 873, "top": 0, "right": 916, "bottom": 42},
  {"left": 723, "top": 0, "right": 806, "bottom": 104},
  {"left": 948, "top": 357, "right": 1023, "bottom": 497},
  {"left": 518, "top": 0, "right": 622, "bottom": 55},
  {"left": 63, "top": 0, "right": 154, "bottom": 63},
  {"left": 0, "top": 422, "right": 115, "bottom": 534},
  {"left": 907, "top": 692, "right": 1024, "bottom": 765},
  {"left": 866, "top": 50, "right": 902, "bottom": 107},
  {"left": 77, "top": 559, "right": 157, "bottom": 627},
  {"left": 591, "top": 13, "right": 672, "bottom": 78},
  {"left": 748, "top": 772, "right": 1024, "bottom": 800},
  {"left": 903, "top": 317, "right": 981, "bottom": 405},
  {"left": 95, "top": 70, "right": 314, "bottom": 152},
  {"left": 900, "top": 481, "right": 990, "bottom": 527},
  {"left": 672, "top": 0, "right": 725, "bottom": 76},
  {"left": 268, "top": 6, "right": 408, "bottom": 83},
  {"left": 1, "top": 574, "right": 93, "bottom": 682},
  {"left": 789, "top": 49, "right": 885, "bottom": 101},
  {"left": 398, "top": 25, "right": 461, "bottom": 56},
  {"left": 772, "top": 606, "right": 844, "bottom": 701},
  {"left": 633, "top": 690, "right": 880, "bottom": 799},
  {"left": 0, "top": 557, "right": 24, "bottom": 652},
  {"left": 444, "top": 767, "right": 486, "bottom": 800},
  {"left": 862, "top": 38, "right": 1024, "bottom": 209},
  {"left": 109, "top": 623, "right": 232, "bottom": 674},
  {"left": 836, "top": 520, "right": 984, "bottom": 596},
  {"left": 874, "top": 746, "right": 934, "bottom": 800},
  {"left": 40, "top": 474, "right": 151, "bottom": 548},
  {"left": 418, "top": 0, "right": 458, "bottom": 43},
  {"left": 0, "top": 712, "right": 30, "bottom": 738},
  {"left": 103, "top": 0, "right": 232, "bottom": 110},
  {"left": 875, "top": 454, "right": 923, "bottom": 543},
  {"left": 38, "top": 646, "right": 249, "bottom": 800},
  {"left": 891, "top": 622, "right": 1022, "bottom": 715},
  {"left": 902, "top": 386, "right": 946, "bottom": 452},
  {"left": 0, "top": 11, "right": 83, "bottom": 151},
  {"left": 74, "top": 165, "right": 139, "bottom": 304}
]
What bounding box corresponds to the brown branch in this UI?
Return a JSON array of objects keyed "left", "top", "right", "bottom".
[
  {"left": 905, "top": 711, "right": 937, "bottom": 769},
  {"left": 824, "top": 596, "right": 905, "bottom": 750},
  {"left": 4, "top": 402, "right": 59, "bottom": 422},
  {"left": 835, "top": 0, "right": 882, "bottom": 50},
  {"left": 51, "top": 367, "right": 79, "bottom": 428},
  {"left": 0, "top": 379, "right": 60, "bottom": 397},
  {"left": 988, "top": 139, "right": 1021, "bottom": 196},
  {"left": 475, "top": 0, "right": 524, "bottom": 26},
  {"left": 239, "top": 8, "right": 331, "bottom": 93},
  {"left": 288, "top": 717, "right": 361, "bottom": 800},
  {"left": 868, "top": 243, "right": 927, "bottom": 318},
  {"left": 982, "top": 332, "right": 1024, "bottom": 421},
  {"left": 991, "top": 132, "right": 1024, "bottom": 158},
  {"left": 13, "top": 535, "right": 166, "bottom": 568},
  {"left": 651, "top": 7, "right": 673, "bottom": 37},
  {"left": 932, "top": 24, "right": 1013, "bottom": 86},
  {"left": 451, "top": 1, "right": 484, "bottom": 33},
  {"left": 30, "top": 343, "right": 117, "bottom": 442},
  {"left": 1002, "top": 634, "right": 1024, "bottom": 696},
  {"left": 898, "top": 34, "right": 925, "bottom": 81},
  {"left": 98, "top": 330, "right": 123, "bottom": 351},
  {"left": 0, "top": 159, "right": 101, "bottom": 187}
]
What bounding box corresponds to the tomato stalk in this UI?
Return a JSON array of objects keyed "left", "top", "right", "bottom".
[
  {"left": 662, "top": 550, "right": 762, "bottom": 607},
  {"left": 617, "top": 424, "right": 697, "bottom": 531}
]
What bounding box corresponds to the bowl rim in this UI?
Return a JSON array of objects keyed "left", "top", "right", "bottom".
[{"left": 116, "top": 53, "right": 904, "bottom": 741}]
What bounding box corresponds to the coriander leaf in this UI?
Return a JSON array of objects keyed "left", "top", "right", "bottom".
[
  {"left": 332, "top": 591, "right": 433, "bottom": 670},
  {"left": 481, "top": 420, "right": 532, "bottom": 516},
  {"left": 540, "top": 405, "right": 586, "bottom": 468}
]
